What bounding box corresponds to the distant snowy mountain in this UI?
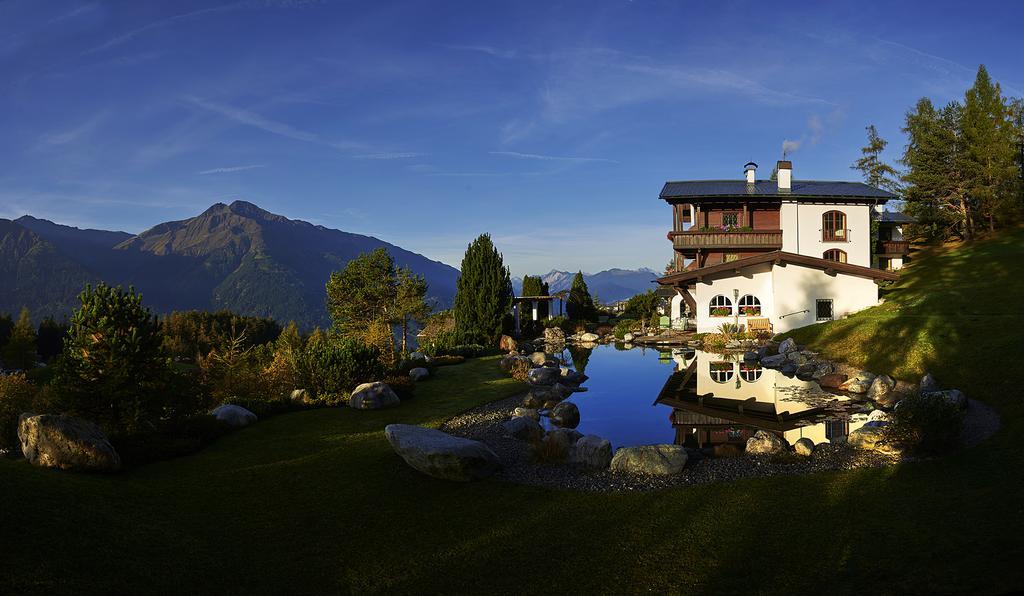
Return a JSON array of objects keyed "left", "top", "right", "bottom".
[{"left": 513, "top": 268, "right": 658, "bottom": 303}]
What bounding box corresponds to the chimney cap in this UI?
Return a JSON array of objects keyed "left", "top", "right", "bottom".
[
  {"left": 777, "top": 160, "right": 792, "bottom": 169},
  {"left": 743, "top": 161, "right": 758, "bottom": 170}
]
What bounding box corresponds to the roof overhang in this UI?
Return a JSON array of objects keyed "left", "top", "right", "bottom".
[{"left": 657, "top": 250, "right": 899, "bottom": 286}]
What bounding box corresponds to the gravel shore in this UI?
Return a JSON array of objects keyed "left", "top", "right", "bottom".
[{"left": 440, "top": 394, "right": 904, "bottom": 493}]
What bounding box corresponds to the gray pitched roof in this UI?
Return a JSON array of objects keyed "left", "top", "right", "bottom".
[
  {"left": 660, "top": 180, "right": 897, "bottom": 201},
  {"left": 877, "top": 211, "right": 915, "bottom": 223}
]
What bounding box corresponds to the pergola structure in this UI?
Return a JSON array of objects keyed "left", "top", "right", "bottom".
[{"left": 511, "top": 294, "right": 565, "bottom": 337}]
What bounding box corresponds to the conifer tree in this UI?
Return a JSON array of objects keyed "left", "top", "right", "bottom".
[
  {"left": 852, "top": 124, "right": 901, "bottom": 193},
  {"left": 2, "top": 308, "right": 37, "bottom": 370},
  {"left": 961, "top": 65, "right": 1018, "bottom": 232},
  {"left": 326, "top": 248, "right": 398, "bottom": 353},
  {"left": 566, "top": 272, "right": 596, "bottom": 322},
  {"left": 36, "top": 316, "right": 67, "bottom": 361},
  {"left": 452, "top": 234, "right": 513, "bottom": 345},
  {"left": 52, "top": 285, "right": 175, "bottom": 433},
  {"left": 902, "top": 98, "right": 970, "bottom": 239},
  {"left": 394, "top": 267, "right": 431, "bottom": 354},
  {"left": 0, "top": 313, "right": 13, "bottom": 350}
]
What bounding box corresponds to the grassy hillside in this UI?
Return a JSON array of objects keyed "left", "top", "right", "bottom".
[{"left": 2, "top": 232, "right": 1023, "bottom": 593}]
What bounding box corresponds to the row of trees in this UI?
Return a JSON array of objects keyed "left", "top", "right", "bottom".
[
  {"left": 0, "top": 309, "right": 68, "bottom": 370},
  {"left": 853, "top": 65, "right": 1023, "bottom": 241}
]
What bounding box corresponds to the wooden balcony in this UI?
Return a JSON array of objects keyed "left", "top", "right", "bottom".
[
  {"left": 669, "top": 229, "right": 783, "bottom": 251},
  {"left": 876, "top": 240, "right": 910, "bottom": 256}
]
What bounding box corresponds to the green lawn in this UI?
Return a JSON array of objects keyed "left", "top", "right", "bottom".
[{"left": 3, "top": 232, "right": 1024, "bottom": 594}]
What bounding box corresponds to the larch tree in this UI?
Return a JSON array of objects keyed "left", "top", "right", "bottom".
[
  {"left": 852, "top": 124, "right": 902, "bottom": 193},
  {"left": 961, "top": 65, "right": 1019, "bottom": 232},
  {"left": 2, "top": 308, "right": 37, "bottom": 370},
  {"left": 452, "top": 234, "right": 513, "bottom": 346},
  {"left": 326, "top": 248, "right": 399, "bottom": 355}
]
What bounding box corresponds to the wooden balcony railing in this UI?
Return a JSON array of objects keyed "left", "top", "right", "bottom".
[
  {"left": 669, "top": 229, "right": 783, "bottom": 251},
  {"left": 876, "top": 240, "right": 910, "bottom": 256}
]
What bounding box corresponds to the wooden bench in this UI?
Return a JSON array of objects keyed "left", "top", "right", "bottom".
[{"left": 746, "top": 317, "right": 773, "bottom": 333}]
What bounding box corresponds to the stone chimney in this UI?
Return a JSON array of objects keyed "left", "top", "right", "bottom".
[
  {"left": 744, "top": 162, "right": 757, "bottom": 184},
  {"left": 776, "top": 160, "right": 792, "bottom": 191}
]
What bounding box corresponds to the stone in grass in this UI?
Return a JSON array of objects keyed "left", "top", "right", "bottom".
[
  {"left": 848, "top": 426, "right": 900, "bottom": 455},
  {"left": 502, "top": 416, "right": 543, "bottom": 441},
  {"left": 409, "top": 367, "right": 430, "bottom": 382},
  {"left": 745, "top": 430, "right": 787, "bottom": 455},
  {"left": 290, "top": 388, "right": 313, "bottom": 406},
  {"left": 349, "top": 382, "right": 400, "bottom": 410},
  {"left": 610, "top": 444, "right": 688, "bottom": 475},
  {"left": 384, "top": 424, "right": 501, "bottom": 481},
  {"left": 549, "top": 401, "right": 581, "bottom": 429},
  {"left": 572, "top": 435, "right": 613, "bottom": 469},
  {"left": 212, "top": 404, "right": 258, "bottom": 427},
  {"left": 18, "top": 414, "right": 121, "bottom": 472},
  {"left": 793, "top": 437, "right": 815, "bottom": 457},
  {"left": 513, "top": 407, "right": 540, "bottom": 421}
]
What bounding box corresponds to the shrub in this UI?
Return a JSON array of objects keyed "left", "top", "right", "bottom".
[
  {"left": 613, "top": 319, "right": 637, "bottom": 339},
  {"left": 294, "top": 333, "right": 385, "bottom": 401},
  {"left": 0, "top": 373, "right": 37, "bottom": 453},
  {"left": 113, "top": 414, "right": 230, "bottom": 467},
  {"left": 198, "top": 341, "right": 283, "bottom": 407},
  {"left": 885, "top": 393, "right": 964, "bottom": 455}
]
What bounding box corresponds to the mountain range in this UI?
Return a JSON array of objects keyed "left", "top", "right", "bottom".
[
  {"left": 513, "top": 268, "right": 659, "bottom": 303},
  {"left": 0, "top": 201, "right": 460, "bottom": 329}
]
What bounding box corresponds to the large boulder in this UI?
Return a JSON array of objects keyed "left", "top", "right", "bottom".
[
  {"left": 409, "top": 352, "right": 428, "bottom": 363},
  {"left": 761, "top": 354, "right": 788, "bottom": 368},
  {"left": 572, "top": 435, "right": 613, "bottom": 469},
  {"left": 544, "top": 327, "right": 566, "bottom": 342},
  {"left": 18, "top": 414, "right": 121, "bottom": 472},
  {"left": 349, "top": 382, "right": 400, "bottom": 410},
  {"left": 384, "top": 424, "right": 501, "bottom": 481},
  {"left": 811, "top": 360, "right": 835, "bottom": 379},
  {"left": 212, "top": 404, "right": 258, "bottom": 427},
  {"left": 839, "top": 377, "right": 872, "bottom": 394},
  {"left": 522, "top": 389, "right": 551, "bottom": 409},
  {"left": 868, "top": 409, "right": 892, "bottom": 423},
  {"left": 610, "top": 444, "right": 688, "bottom": 475},
  {"left": 502, "top": 416, "right": 543, "bottom": 440},
  {"left": 513, "top": 407, "right": 540, "bottom": 421},
  {"left": 550, "top": 401, "right": 581, "bottom": 429},
  {"left": 499, "top": 335, "right": 518, "bottom": 352},
  {"left": 409, "top": 367, "right": 430, "bottom": 382},
  {"left": 818, "top": 373, "right": 848, "bottom": 389},
  {"left": 778, "top": 338, "right": 798, "bottom": 354},
  {"left": 786, "top": 351, "right": 811, "bottom": 365},
  {"left": 867, "top": 375, "right": 897, "bottom": 405},
  {"left": 550, "top": 383, "right": 575, "bottom": 400},
  {"left": 745, "top": 430, "right": 786, "bottom": 455},
  {"left": 848, "top": 426, "right": 899, "bottom": 455},
  {"left": 499, "top": 354, "right": 531, "bottom": 374},
  {"left": 527, "top": 367, "right": 561, "bottom": 386},
  {"left": 920, "top": 372, "right": 940, "bottom": 394},
  {"left": 529, "top": 351, "right": 553, "bottom": 366},
  {"left": 793, "top": 437, "right": 815, "bottom": 457},
  {"left": 579, "top": 332, "right": 600, "bottom": 342}
]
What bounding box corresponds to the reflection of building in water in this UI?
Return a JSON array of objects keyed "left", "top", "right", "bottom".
[{"left": 659, "top": 350, "right": 868, "bottom": 449}]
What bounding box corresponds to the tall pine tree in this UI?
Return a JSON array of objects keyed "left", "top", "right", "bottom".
[
  {"left": 452, "top": 234, "right": 513, "bottom": 345},
  {"left": 961, "top": 65, "right": 1018, "bottom": 232},
  {"left": 566, "top": 272, "right": 596, "bottom": 322},
  {"left": 2, "top": 308, "right": 37, "bottom": 370},
  {"left": 852, "top": 125, "right": 901, "bottom": 193}
]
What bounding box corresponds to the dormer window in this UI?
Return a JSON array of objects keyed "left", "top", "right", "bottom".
[
  {"left": 822, "top": 210, "right": 847, "bottom": 242},
  {"left": 823, "top": 249, "right": 847, "bottom": 263}
]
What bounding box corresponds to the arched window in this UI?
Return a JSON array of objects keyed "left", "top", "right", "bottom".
[
  {"left": 823, "top": 249, "right": 847, "bottom": 263},
  {"left": 738, "top": 294, "right": 761, "bottom": 316},
  {"left": 709, "top": 294, "right": 732, "bottom": 317},
  {"left": 739, "top": 362, "right": 763, "bottom": 382},
  {"left": 709, "top": 361, "right": 734, "bottom": 383},
  {"left": 822, "top": 210, "right": 847, "bottom": 242}
]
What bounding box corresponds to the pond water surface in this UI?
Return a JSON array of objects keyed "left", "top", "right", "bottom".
[{"left": 542, "top": 344, "right": 872, "bottom": 451}]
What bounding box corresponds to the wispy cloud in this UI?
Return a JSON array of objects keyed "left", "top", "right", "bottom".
[
  {"left": 35, "top": 114, "right": 105, "bottom": 149},
  {"left": 439, "top": 44, "right": 521, "bottom": 60},
  {"left": 354, "top": 152, "right": 425, "bottom": 159},
  {"left": 48, "top": 4, "right": 98, "bottom": 25},
  {"left": 489, "top": 151, "right": 617, "bottom": 164},
  {"left": 85, "top": 0, "right": 326, "bottom": 55},
  {"left": 185, "top": 96, "right": 365, "bottom": 151},
  {"left": 198, "top": 164, "right": 267, "bottom": 175}
]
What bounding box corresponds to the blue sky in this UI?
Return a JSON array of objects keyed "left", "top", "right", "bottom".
[{"left": 1, "top": 0, "right": 1020, "bottom": 276}]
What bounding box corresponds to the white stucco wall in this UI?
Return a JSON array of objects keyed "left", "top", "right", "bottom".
[
  {"left": 690, "top": 262, "right": 879, "bottom": 334},
  {"left": 771, "top": 263, "right": 879, "bottom": 333},
  {"left": 692, "top": 263, "right": 774, "bottom": 333},
  {"left": 780, "top": 202, "right": 872, "bottom": 267}
]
